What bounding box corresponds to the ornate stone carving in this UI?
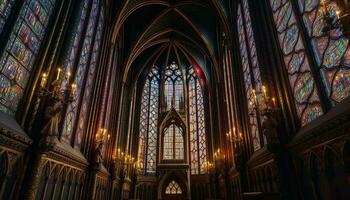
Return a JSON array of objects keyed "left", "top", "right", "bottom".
[
  {"left": 40, "top": 80, "right": 73, "bottom": 149},
  {"left": 93, "top": 142, "right": 104, "bottom": 168},
  {"left": 262, "top": 110, "right": 279, "bottom": 150}
]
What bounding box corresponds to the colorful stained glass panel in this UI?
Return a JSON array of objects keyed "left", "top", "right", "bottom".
[
  {"left": 62, "top": 0, "right": 99, "bottom": 141},
  {"left": 298, "top": 0, "right": 350, "bottom": 104},
  {"left": 269, "top": 0, "right": 323, "bottom": 126},
  {"left": 75, "top": 8, "right": 103, "bottom": 147},
  {"left": 0, "top": 0, "right": 56, "bottom": 115},
  {"left": 0, "top": 0, "right": 16, "bottom": 34},
  {"left": 238, "top": 3, "right": 262, "bottom": 150}
]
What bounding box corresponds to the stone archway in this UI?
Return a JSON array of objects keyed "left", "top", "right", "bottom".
[{"left": 158, "top": 171, "right": 189, "bottom": 200}]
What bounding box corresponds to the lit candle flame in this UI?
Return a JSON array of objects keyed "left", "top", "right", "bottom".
[
  {"left": 56, "top": 68, "right": 62, "bottom": 80},
  {"left": 272, "top": 97, "right": 276, "bottom": 107},
  {"left": 41, "top": 72, "right": 48, "bottom": 87},
  {"left": 336, "top": 10, "right": 341, "bottom": 19},
  {"left": 66, "top": 71, "right": 71, "bottom": 82},
  {"left": 71, "top": 83, "right": 77, "bottom": 94},
  {"left": 262, "top": 85, "right": 267, "bottom": 97}
]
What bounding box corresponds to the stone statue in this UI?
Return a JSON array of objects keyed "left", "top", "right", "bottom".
[
  {"left": 262, "top": 110, "right": 279, "bottom": 146},
  {"left": 40, "top": 80, "right": 66, "bottom": 147},
  {"left": 94, "top": 142, "right": 104, "bottom": 167}
]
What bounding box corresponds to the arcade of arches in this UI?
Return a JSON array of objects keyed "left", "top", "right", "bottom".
[{"left": 0, "top": 0, "right": 350, "bottom": 200}]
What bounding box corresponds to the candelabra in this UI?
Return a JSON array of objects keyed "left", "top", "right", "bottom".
[
  {"left": 28, "top": 67, "right": 76, "bottom": 133},
  {"left": 205, "top": 161, "right": 215, "bottom": 174},
  {"left": 213, "top": 148, "right": 229, "bottom": 171},
  {"left": 39, "top": 68, "right": 77, "bottom": 148},
  {"left": 321, "top": 0, "right": 350, "bottom": 38},
  {"left": 113, "top": 149, "right": 137, "bottom": 177},
  {"left": 96, "top": 128, "right": 110, "bottom": 144},
  {"left": 248, "top": 84, "right": 280, "bottom": 150},
  {"left": 93, "top": 128, "right": 111, "bottom": 168},
  {"left": 213, "top": 148, "right": 221, "bottom": 161},
  {"left": 39, "top": 68, "right": 77, "bottom": 100},
  {"left": 226, "top": 129, "right": 243, "bottom": 146},
  {"left": 250, "top": 85, "right": 278, "bottom": 116}
]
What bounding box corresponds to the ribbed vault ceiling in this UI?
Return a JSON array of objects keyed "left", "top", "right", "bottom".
[{"left": 109, "top": 0, "right": 232, "bottom": 86}]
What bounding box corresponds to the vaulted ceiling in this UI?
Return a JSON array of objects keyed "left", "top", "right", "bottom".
[{"left": 107, "top": 0, "right": 233, "bottom": 86}]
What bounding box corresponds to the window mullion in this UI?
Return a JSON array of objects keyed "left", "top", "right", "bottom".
[
  {"left": 239, "top": 1, "right": 264, "bottom": 148},
  {"left": 289, "top": 0, "right": 331, "bottom": 111},
  {"left": 144, "top": 78, "right": 151, "bottom": 174},
  {"left": 70, "top": 2, "right": 102, "bottom": 146},
  {"left": 195, "top": 78, "right": 201, "bottom": 174},
  {"left": 0, "top": 0, "right": 24, "bottom": 55}
]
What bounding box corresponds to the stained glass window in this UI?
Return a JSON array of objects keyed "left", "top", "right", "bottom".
[
  {"left": 146, "top": 75, "right": 159, "bottom": 172},
  {"left": 137, "top": 66, "right": 159, "bottom": 174},
  {"left": 163, "top": 124, "right": 184, "bottom": 160},
  {"left": 163, "top": 62, "right": 183, "bottom": 111},
  {"left": 188, "top": 68, "right": 207, "bottom": 174},
  {"left": 164, "top": 78, "right": 173, "bottom": 110},
  {"left": 237, "top": 1, "right": 264, "bottom": 151},
  {"left": 269, "top": 0, "right": 324, "bottom": 126},
  {"left": 62, "top": 0, "right": 100, "bottom": 141},
  {"left": 60, "top": 0, "right": 90, "bottom": 89},
  {"left": 137, "top": 63, "right": 207, "bottom": 174},
  {"left": 137, "top": 79, "right": 149, "bottom": 170},
  {"left": 75, "top": 7, "right": 104, "bottom": 147},
  {"left": 223, "top": 47, "right": 237, "bottom": 168},
  {"left": 0, "top": 0, "right": 57, "bottom": 115},
  {"left": 163, "top": 125, "right": 174, "bottom": 160},
  {"left": 0, "top": 0, "right": 15, "bottom": 34},
  {"left": 297, "top": 0, "right": 350, "bottom": 104},
  {"left": 196, "top": 76, "right": 207, "bottom": 172},
  {"left": 165, "top": 181, "right": 182, "bottom": 194},
  {"left": 189, "top": 76, "right": 198, "bottom": 174}
]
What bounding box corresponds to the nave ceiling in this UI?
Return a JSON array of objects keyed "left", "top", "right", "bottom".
[{"left": 105, "top": 0, "right": 234, "bottom": 86}]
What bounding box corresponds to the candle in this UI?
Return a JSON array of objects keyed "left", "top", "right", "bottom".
[
  {"left": 336, "top": 10, "right": 341, "bottom": 19},
  {"left": 71, "top": 83, "right": 77, "bottom": 95},
  {"left": 262, "top": 85, "right": 267, "bottom": 99},
  {"left": 272, "top": 97, "right": 276, "bottom": 108},
  {"left": 101, "top": 128, "right": 107, "bottom": 138},
  {"left": 56, "top": 68, "right": 62, "bottom": 80},
  {"left": 107, "top": 134, "right": 110, "bottom": 141},
  {"left": 40, "top": 72, "right": 48, "bottom": 87},
  {"left": 66, "top": 71, "right": 71, "bottom": 82},
  {"left": 117, "top": 148, "right": 121, "bottom": 157},
  {"left": 252, "top": 89, "right": 258, "bottom": 105}
]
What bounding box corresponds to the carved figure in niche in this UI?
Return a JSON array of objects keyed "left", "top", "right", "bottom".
[
  {"left": 40, "top": 79, "right": 74, "bottom": 146},
  {"left": 262, "top": 110, "right": 279, "bottom": 145},
  {"left": 94, "top": 142, "right": 104, "bottom": 167},
  {"left": 41, "top": 80, "right": 64, "bottom": 140}
]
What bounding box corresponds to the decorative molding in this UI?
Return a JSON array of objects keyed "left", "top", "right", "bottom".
[
  {"left": 289, "top": 99, "right": 350, "bottom": 153},
  {"left": 246, "top": 146, "right": 274, "bottom": 168},
  {"left": 0, "top": 114, "right": 32, "bottom": 153},
  {"left": 46, "top": 141, "right": 89, "bottom": 169}
]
